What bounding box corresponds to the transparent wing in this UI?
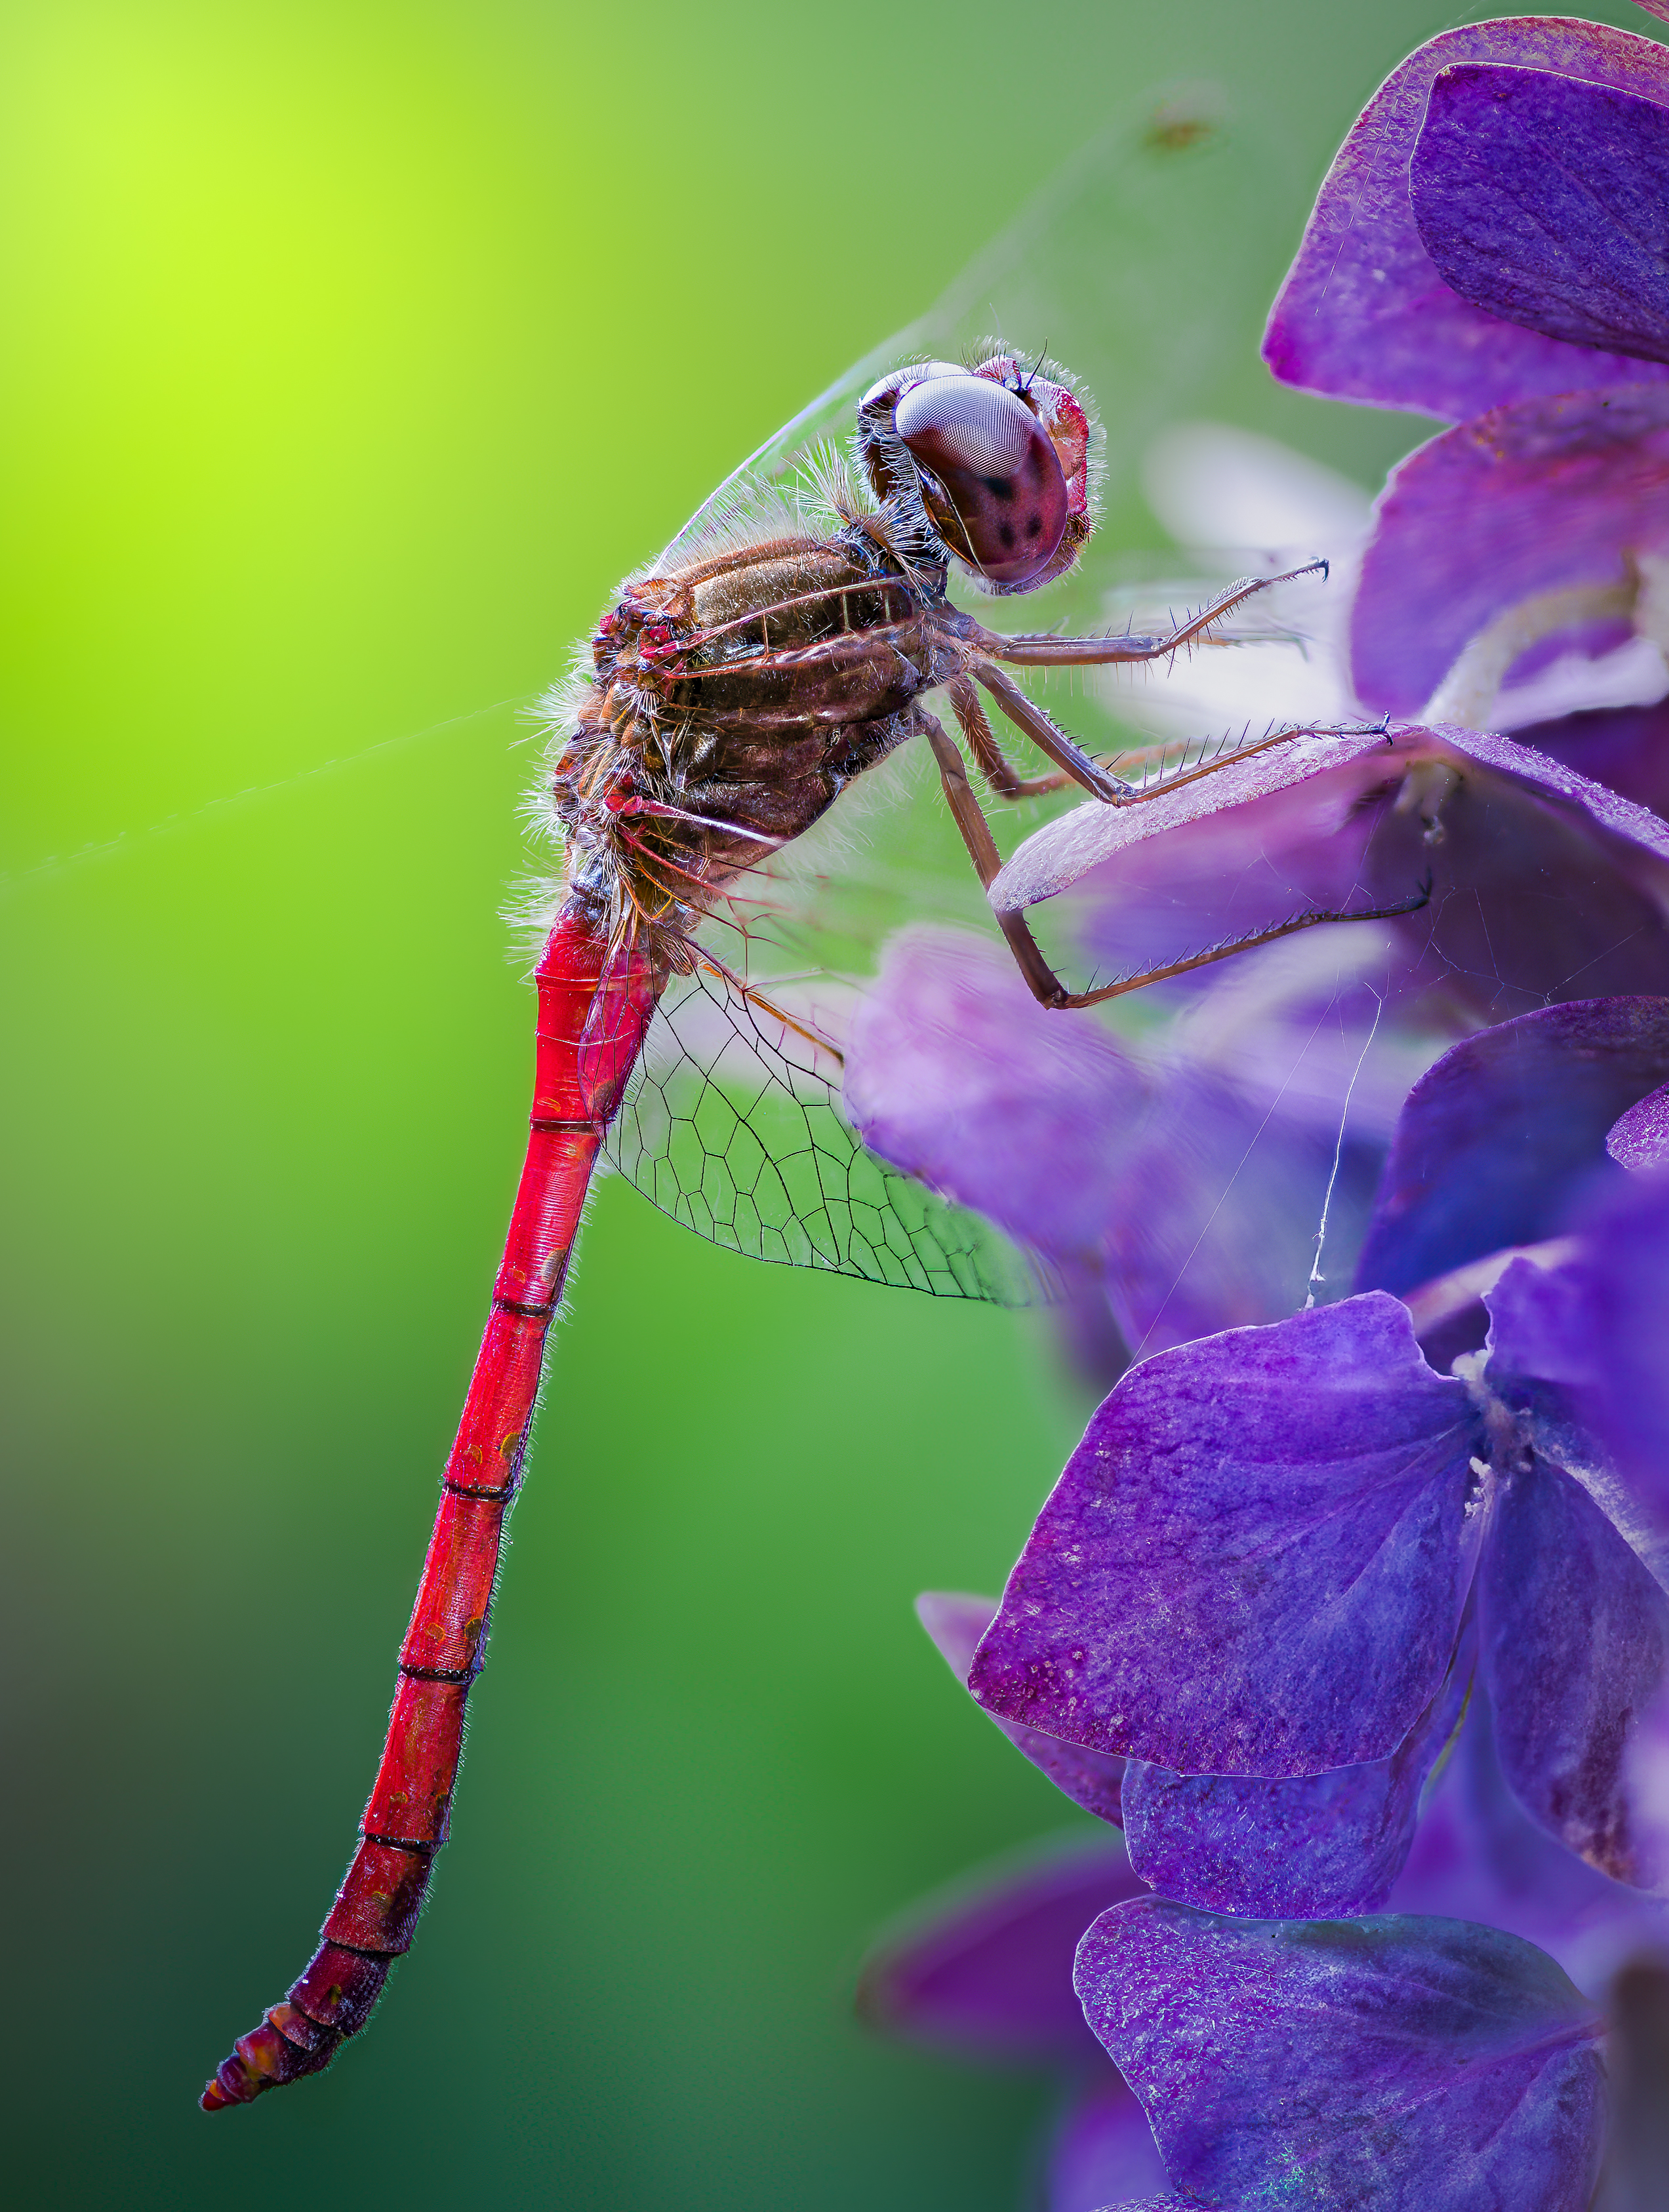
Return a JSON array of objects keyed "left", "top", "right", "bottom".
[
  {"left": 660, "top": 81, "right": 1310, "bottom": 659},
  {"left": 614, "top": 81, "right": 1326, "bottom": 1298},
  {"left": 603, "top": 923, "right": 1040, "bottom": 1305}
]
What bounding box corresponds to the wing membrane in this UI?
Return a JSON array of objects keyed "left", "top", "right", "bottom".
[
  {"left": 605, "top": 951, "right": 1039, "bottom": 1304},
  {"left": 619, "top": 86, "right": 1313, "bottom": 1298},
  {"left": 662, "top": 85, "right": 1303, "bottom": 651}
]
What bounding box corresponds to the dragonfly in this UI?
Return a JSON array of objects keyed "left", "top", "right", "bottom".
[{"left": 200, "top": 92, "right": 1411, "bottom": 2110}]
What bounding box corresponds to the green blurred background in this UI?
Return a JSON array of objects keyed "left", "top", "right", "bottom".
[{"left": 1, "top": 3, "right": 1653, "bottom": 2203}]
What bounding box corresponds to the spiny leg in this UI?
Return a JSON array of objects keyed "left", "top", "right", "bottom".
[
  {"left": 970, "top": 665, "right": 1133, "bottom": 802},
  {"left": 946, "top": 675, "right": 1075, "bottom": 800},
  {"left": 924, "top": 701, "right": 1430, "bottom": 1008},
  {"left": 1021, "top": 879, "right": 1433, "bottom": 1010},
  {"left": 971, "top": 561, "right": 1327, "bottom": 669},
  {"left": 919, "top": 713, "right": 1076, "bottom": 1006},
  {"left": 975, "top": 666, "right": 1388, "bottom": 816}
]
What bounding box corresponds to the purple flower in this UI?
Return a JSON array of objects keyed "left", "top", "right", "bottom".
[
  {"left": 1485, "top": 1164, "right": 1669, "bottom": 1544},
  {"left": 959, "top": 997, "right": 1669, "bottom": 1912},
  {"left": 1351, "top": 997, "right": 1669, "bottom": 1529},
  {"left": 1356, "top": 994, "right": 1669, "bottom": 1309},
  {"left": 845, "top": 926, "right": 1397, "bottom": 1375},
  {"left": 853, "top": 25, "right": 1669, "bottom": 2199},
  {"left": 1392, "top": 1686, "right": 1668, "bottom": 1996},
  {"left": 1264, "top": 14, "right": 1669, "bottom": 421},
  {"left": 1349, "top": 389, "right": 1669, "bottom": 726},
  {"left": 1075, "top": 1901, "right": 1607, "bottom": 2210},
  {"left": 855, "top": 1834, "right": 1170, "bottom": 2211},
  {"left": 986, "top": 719, "right": 1669, "bottom": 1026},
  {"left": 860, "top": 1792, "right": 1647, "bottom": 2209},
  {"left": 894, "top": 1608, "right": 1662, "bottom": 2201},
  {"left": 1262, "top": 14, "right": 1669, "bottom": 741}
]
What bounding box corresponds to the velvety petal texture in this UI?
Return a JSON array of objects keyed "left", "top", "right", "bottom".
[
  {"left": 848, "top": 929, "right": 1385, "bottom": 1362},
  {"left": 969, "top": 1295, "right": 1483, "bottom": 1777},
  {"left": 855, "top": 1834, "right": 1143, "bottom": 2068},
  {"left": 995, "top": 722, "right": 1669, "bottom": 1023},
  {"left": 1264, "top": 16, "right": 1669, "bottom": 419},
  {"left": 1078, "top": 1902, "right": 1607, "bottom": 2210},
  {"left": 1480, "top": 1440, "right": 1669, "bottom": 1884},
  {"left": 1609, "top": 1080, "right": 1669, "bottom": 1168},
  {"left": 1351, "top": 388, "right": 1669, "bottom": 716},
  {"left": 1412, "top": 66, "right": 1669, "bottom": 362},
  {"left": 1119, "top": 1640, "right": 1470, "bottom": 1918},
  {"left": 988, "top": 723, "right": 1394, "bottom": 915},
  {"left": 917, "top": 1591, "right": 1127, "bottom": 1825},
  {"left": 1356, "top": 997, "right": 1669, "bottom": 1297}
]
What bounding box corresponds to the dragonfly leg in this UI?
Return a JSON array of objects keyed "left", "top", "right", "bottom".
[
  {"left": 974, "top": 677, "right": 1389, "bottom": 820},
  {"left": 925, "top": 702, "right": 1428, "bottom": 1009},
  {"left": 921, "top": 713, "right": 1078, "bottom": 1006},
  {"left": 971, "top": 664, "right": 1134, "bottom": 802},
  {"left": 945, "top": 674, "right": 1075, "bottom": 800},
  {"left": 973, "top": 561, "right": 1327, "bottom": 668},
  {"left": 1014, "top": 877, "right": 1434, "bottom": 1010}
]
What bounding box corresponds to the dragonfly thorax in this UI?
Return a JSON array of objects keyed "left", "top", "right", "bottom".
[{"left": 547, "top": 521, "right": 966, "bottom": 955}]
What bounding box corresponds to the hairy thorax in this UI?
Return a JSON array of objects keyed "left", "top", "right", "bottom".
[{"left": 549, "top": 523, "right": 967, "bottom": 953}]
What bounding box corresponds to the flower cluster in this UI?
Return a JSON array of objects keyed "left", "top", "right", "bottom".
[{"left": 852, "top": 10, "right": 1669, "bottom": 2203}]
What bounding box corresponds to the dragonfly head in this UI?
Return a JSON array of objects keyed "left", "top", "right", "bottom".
[{"left": 856, "top": 353, "right": 1095, "bottom": 593}]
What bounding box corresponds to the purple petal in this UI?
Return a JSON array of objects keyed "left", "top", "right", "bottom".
[
  {"left": 1392, "top": 1688, "right": 1667, "bottom": 1988},
  {"left": 996, "top": 726, "right": 1669, "bottom": 1027},
  {"left": 1120, "top": 1636, "right": 1471, "bottom": 1918},
  {"left": 843, "top": 926, "right": 1146, "bottom": 1255},
  {"left": 1264, "top": 17, "right": 1669, "bottom": 419},
  {"left": 1611, "top": 1081, "right": 1669, "bottom": 1168},
  {"left": 1367, "top": 726, "right": 1669, "bottom": 1021},
  {"left": 1480, "top": 1441, "right": 1669, "bottom": 1884},
  {"left": 1512, "top": 696, "right": 1669, "bottom": 819},
  {"left": 1352, "top": 389, "right": 1669, "bottom": 716},
  {"left": 1077, "top": 1900, "right": 1606, "bottom": 2210},
  {"left": 848, "top": 930, "right": 1384, "bottom": 1363},
  {"left": 989, "top": 724, "right": 1394, "bottom": 914},
  {"left": 969, "top": 1295, "right": 1483, "bottom": 1777},
  {"left": 1570, "top": 1165, "right": 1669, "bottom": 1530},
  {"left": 1043, "top": 2072, "right": 1170, "bottom": 2212},
  {"left": 1096, "top": 1058, "right": 1381, "bottom": 1359},
  {"left": 1481, "top": 1252, "right": 1601, "bottom": 1392},
  {"left": 854, "top": 1834, "right": 1143, "bottom": 2067},
  {"left": 917, "top": 1592, "right": 1126, "bottom": 1826},
  {"left": 1356, "top": 996, "right": 1669, "bottom": 1298},
  {"left": 1413, "top": 66, "right": 1669, "bottom": 363}
]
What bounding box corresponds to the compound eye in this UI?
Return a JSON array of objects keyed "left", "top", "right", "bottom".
[{"left": 894, "top": 374, "right": 1068, "bottom": 587}]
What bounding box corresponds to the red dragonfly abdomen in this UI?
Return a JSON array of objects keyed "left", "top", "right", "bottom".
[{"left": 201, "top": 909, "right": 663, "bottom": 2108}]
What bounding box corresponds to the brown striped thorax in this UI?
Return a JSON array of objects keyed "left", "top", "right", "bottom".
[{"left": 543, "top": 351, "right": 1100, "bottom": 963}]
